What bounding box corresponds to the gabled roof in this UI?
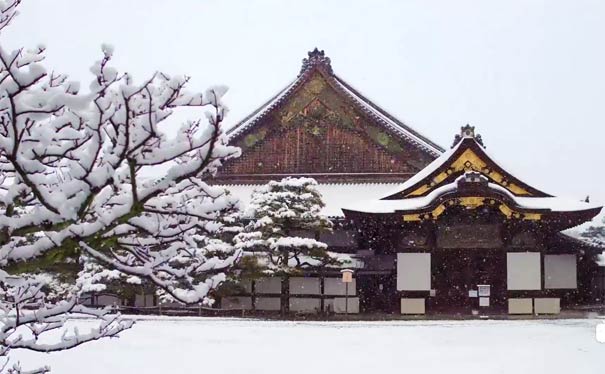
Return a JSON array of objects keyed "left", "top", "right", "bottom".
[
  {"left": 342, "top": 127, "right": 603, "bottom": 230},
  {"left": 383, "top": 126, "right": 552, "bottom": 199},
  {"left": 227, "top": 48, "right": 444, "bottom": 157}
]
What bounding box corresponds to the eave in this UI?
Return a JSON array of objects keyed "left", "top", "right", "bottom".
[{"left": 342, "top": 175, "right": 603, "bottom": 231}]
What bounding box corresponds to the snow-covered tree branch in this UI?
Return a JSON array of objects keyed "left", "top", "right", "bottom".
[
  {"left": 234, "top": 177, "right": 346, "bottom": 273},
  {"left": 0, "top": 0, "right": 241, "bottom": 370},
  {"left": 0, "top": 1, "right": 20, "bottom": 33}
]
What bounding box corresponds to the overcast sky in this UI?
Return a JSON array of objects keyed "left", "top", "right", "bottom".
[{"left": 4, "top": 0, "right": 605, "bottom": 219}]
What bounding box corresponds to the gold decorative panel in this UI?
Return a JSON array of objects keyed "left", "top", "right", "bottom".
[
  {"left": 402, "top": 196, "right": 541, "bottom": 223},
  {"left": 406, "top": 149, "right": 531, "bottom": 197}
]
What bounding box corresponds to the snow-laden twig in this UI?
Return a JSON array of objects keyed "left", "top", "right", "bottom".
[{"left": 0, "top": 1, "right": 242, "bottom": 371}]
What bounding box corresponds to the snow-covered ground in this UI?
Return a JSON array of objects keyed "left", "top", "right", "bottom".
[{"left": 13, "top": 317, "right": 605, "bottom": 373}]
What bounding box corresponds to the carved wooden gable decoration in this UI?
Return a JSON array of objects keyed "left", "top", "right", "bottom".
[
  {"left": 216, "top": 49, "right": 444, "bottom": 183},
  {"left": 384, "top": 125, "right": 552, "bottom": 200}
]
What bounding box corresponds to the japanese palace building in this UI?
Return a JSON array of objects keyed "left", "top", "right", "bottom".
[{"left": 214, "top": 49, "right": 604, "bottom": 316}]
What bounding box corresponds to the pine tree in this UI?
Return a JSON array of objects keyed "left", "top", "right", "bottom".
[
  {"left": 235, "top": 177, "right": 343, "bottom": 272},
  {"left": 581, "top": 217, "right": 605, "bottom": 247},
  {"left": 233, "top": 177, "right": 346, "bottom": 314}
]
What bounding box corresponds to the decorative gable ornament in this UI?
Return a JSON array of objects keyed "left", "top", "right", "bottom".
[
  {"left": 299, "top": 48, "right": 333, "bottom": 76},
  {"left": 451, "top": 124, "right": 485, "bottom": 149}
]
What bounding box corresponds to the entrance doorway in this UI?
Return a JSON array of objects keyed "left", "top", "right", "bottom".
[
  {"left": 431, "top": 250, "right": 506, "bottom": 313},
  {"left": 357, "top": 273, "right": 398, "bottom": 314}
]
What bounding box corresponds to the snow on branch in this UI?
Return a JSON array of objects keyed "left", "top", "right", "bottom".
[
  {"left": 234, "top": 177, "right": 347, "bottom": 274},
  {"left": 0, "top": 40, "right": 242, "bottom": 303},
  {"left": 0, "top": 1, "right": 20, "bottom": 32},
  {"left": 0, "top": 270, "right": 133, "bottom": 373},
  {"left": 0, "top": 1, "right": 243, "bottom": 370}
]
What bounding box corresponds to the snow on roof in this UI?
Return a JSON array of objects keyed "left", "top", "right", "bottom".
[
  {"left": 219, "top": 183, "right": 407, "bottom": 217},
  {"left": 380, "top": 138, "right": 463, "bottom": 198},
  {"left": 343, "top": 177, "right": 601, "bottom": 215},
  {"left": 343, "top": 181, "right": 458, "bottom": 214},
  {"left": 488, "top": 183, "right": 601, "bottom": 212},
  {"left": 382, "top": 135, "right": 555, "bottom": 199}
]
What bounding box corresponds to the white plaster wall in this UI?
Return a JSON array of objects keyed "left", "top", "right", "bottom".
[
  {"left": 508, "top": 298, "right": 533, "bottom": 314},
  {"left": 397, "top": 253, "right": 431, "bottom": 291},
  {"left": 401, "top": 298, "right": 426, "bottom": 314},
  {"left": 289, "top": 298, "right": 321, "bottom": 313},
  {"left": 289, "top": 277, "right": 321, "bottom": 295},
  {"left": 507, "top": 252, "right": 541, "bottom": 290},
  {"left": 544, "top": 254, "right": 577, "bottom": 289},
  {"left": 255, "top": 277, "right": 282, "bottom": 294},
  {"left": 534, "top": 298, "right": 561, "bottom": 314},
  {"left": 324, "top": 278, "right": 357, "bottom": 296},
  {"left": 333, "top": 297, "right": 360, "bottom": 313},
  {"left": 255, "top": 297, "right": 281, "bottom": 311}
]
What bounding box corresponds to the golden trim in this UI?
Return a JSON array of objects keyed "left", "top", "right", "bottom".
[
  {"left": 403, "top": 214, "right": 422, "bottom": 222},
  {"left": 431, "top": 204, "right": 446, "bottom": 218},
  {"left": 499, "top": 204, "right": 513, "bottom": 218},
  {"left": 523, "top": 212, "right": 542, "bottom": 220},
  {"left": 406, "top": 149, "right": 531, "bottom": 197},
  {"left": 459, "top": 197, "right": 485, "bottom": 208},
  {"left": 401, "top": 196, "right": 542, "bottom": 223}
]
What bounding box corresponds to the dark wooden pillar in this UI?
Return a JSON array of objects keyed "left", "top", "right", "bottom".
[{"left": 281, "top": 275, "right": 290, "bottom": 316}]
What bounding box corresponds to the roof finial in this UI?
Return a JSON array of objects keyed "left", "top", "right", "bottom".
[
  {"left": 451, "top": 124, "right": 485, "bottom": 148},
  {"left": 299, "top": 48, "right": 333, "bottom": 76}
]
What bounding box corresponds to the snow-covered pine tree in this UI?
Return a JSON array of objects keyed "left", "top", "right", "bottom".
[
  {"left": 234, "top": 177, "right": 345, "bottom": 314},
  {"left": 0, "top": 1, "right": 242, "bottom": 371},
  {"left": 581, "top": 217, "right": 605, "bottom": 247}
]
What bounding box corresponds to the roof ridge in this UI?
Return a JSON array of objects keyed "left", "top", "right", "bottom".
[{"left": 226, "top": 76, "right": 300, "bottom": 137}]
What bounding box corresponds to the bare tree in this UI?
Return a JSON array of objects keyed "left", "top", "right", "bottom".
[{"left": 0, "top": 0, "right": 241, "bottom": 371}]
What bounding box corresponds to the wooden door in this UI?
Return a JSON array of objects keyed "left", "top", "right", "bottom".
[{"left": 431, "top": 250, "right": 506, "bottom": 313}]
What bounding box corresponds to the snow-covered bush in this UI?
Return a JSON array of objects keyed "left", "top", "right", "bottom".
[
  {"left": 0, "top": 1, "right": 241, "bottom": 371},
  {"left": 234, "top": 177, "right": 344, "bottom": 274},
  {"left": 581, "top": 217, "right": 605, "bottom": 247},
  {"left": 580, "top": 216, "right": 605, "bottom": 266}
]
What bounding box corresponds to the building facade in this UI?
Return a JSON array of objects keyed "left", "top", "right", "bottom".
[{"left": 216, "top": 49, "right": 604, "bottom": 316}]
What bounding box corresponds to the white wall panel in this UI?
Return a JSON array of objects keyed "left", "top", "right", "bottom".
[
  {"left": 507, "top": 252, "right": 541, "bottom": 290},
  {"left": 397, "top": 253, "right": 431, "bottom": 291},
  {"left": 324, "top": 278, "right": 357, "bottom": 296},
  {"left": 544, "top": 254, "right": 577, "bottom": 289},
  {"left": 333, "top": 297, "right": 359, "bottom": 314},
  {"left": 401, "top": 298, "right": 426, "bottom": 314},
  {"left": 255, "top": 277, "right": 282, "bottom": 294},
  {"left": 255, "top": 297, "right": 281, "bottom": 311},
  {"left": 508, "top": 298, "right": 533, "bottom": 314},
  {"left": 534, "top": 298, "right": 561, "bottom": 314},
  {"left": 289, "top": 298, "right": 321, "bottom": 313},
  {"left": 289, "top": 277, "right": 321, "bottom": 295}
]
